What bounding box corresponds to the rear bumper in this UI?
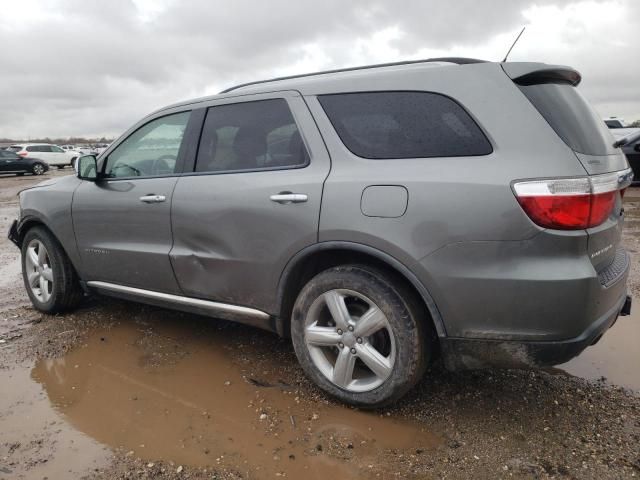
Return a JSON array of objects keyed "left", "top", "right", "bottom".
[{"left": 441, "top": 293, "right": 631, "bottom": 370}]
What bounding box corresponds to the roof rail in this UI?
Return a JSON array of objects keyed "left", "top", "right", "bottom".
[{"left": 219, "top": 57, "right": 487, "bottom": 94}]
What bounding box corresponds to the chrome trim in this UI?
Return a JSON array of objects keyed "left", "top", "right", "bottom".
[
  {"left": 86, "top": 281, "right": 270, "bottom": 320},
  {"left": 270, "top": 193, "right": 308, "bottom": 204},
  {"left": 139, "top": 194, "right": 166, "bottom": 203}
]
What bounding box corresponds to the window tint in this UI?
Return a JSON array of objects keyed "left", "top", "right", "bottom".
[
  {"left": 26, "top": 146, "right": 37, "bottom": 152},
  {"left": 518, "top": 83, "right": 615, "bottom": 156},
  {"left": 51, "top": 146, "right": 64, "bottom": 153},
  {"left": 105, "top": 111, "right": 190, "bottom": 178},
  {"left": 318, "top": 91, "right": 492, "bottom": 159},
  {"left": 195, "top": 99, "right": 309, "bottom": 173},
  {"left": 8, "top": 146, "right": 21, "bottom": 152}
]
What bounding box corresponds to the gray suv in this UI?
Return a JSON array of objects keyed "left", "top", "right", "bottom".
[{"left": 8, "top": 58, "right": 634, "bottom": 407}]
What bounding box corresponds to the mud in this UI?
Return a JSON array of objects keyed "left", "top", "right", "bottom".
[
  {"left": 0, "top": 171, "right": 639, "bottom": 479},
  {"left": 27, "top": 320, "right": 439, "bottom": 479}
]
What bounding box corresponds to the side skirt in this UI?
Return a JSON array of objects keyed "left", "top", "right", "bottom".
[{"left": 86, "top": 281, "right": 277, "bottom": 332}]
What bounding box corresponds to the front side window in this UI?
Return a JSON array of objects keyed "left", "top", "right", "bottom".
[
  {"left": 195, "top": 99, "right": 309, "bottom": 173},
  {"left": 318, "top": 91, "right": 492, "bottom": 159},
  {"left": 105, "top": 111, "right": 190, "bottom": 178},
  {"left": 51, "top": 146, "right": 64, "bottom": 153}
]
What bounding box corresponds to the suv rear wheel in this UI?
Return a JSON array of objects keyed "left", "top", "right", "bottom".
[
  {"left": 21, "top": 227, "right": 83, "bottom": 313},
  {"left": 291, "top": 265, "right": 433, "bottom": 407}
]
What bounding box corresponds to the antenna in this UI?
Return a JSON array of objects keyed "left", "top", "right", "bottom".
[{"left": 502, "top": 27, "right": 526, "bottom": 63}]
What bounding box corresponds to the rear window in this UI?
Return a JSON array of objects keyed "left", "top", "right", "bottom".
[
  {"left": 518, "top": 83, "right": 615, "bottom": 156},
  {"left": 318, "top": 91, "right": 492, "bottom": 159},
  {"left": 8, "top": 146, "right": 21, "bottom": 152}
]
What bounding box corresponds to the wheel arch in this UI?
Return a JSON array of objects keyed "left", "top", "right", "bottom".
[
  {"left": 275, "top": 241, "right": 446, "bottom": 339},
  {"left": 16, "top": 216, "right": 82, "bottom": 276}
]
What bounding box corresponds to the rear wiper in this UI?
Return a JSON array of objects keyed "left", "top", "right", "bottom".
[{"left": 613, "top": 130, "right": 640, "bottom": 148}]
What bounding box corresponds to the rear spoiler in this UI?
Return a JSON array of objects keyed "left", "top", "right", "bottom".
[{"left": 502, "top": 62, "right": 581, "bottom": 86}]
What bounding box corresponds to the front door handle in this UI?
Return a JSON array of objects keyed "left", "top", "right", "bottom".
[
  {"left": 270, "top": 193, "right": 308, "bottom": 204},
  {"left": 139, "top": 194, "right": 166, "bottom": 203}
]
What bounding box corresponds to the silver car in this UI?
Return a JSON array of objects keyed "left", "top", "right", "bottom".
[{"left": 8, "top": 58, "right": 633, "bottom": 407}]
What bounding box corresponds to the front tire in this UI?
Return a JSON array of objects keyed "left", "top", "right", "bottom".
[
  {"left": 21, "top": 227, "right": 83, "bottom": 313},
  {"left": 291, "top": 265, "right": 433, "bottom": 408}
]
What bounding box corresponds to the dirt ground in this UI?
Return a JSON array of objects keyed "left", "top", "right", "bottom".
[{"left": 1, "top": 170, "right": 639, "bottom": 480}]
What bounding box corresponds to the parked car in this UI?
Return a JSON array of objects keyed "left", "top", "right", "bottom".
[
  {"left": 8, "top": 58, "right": 633, "bottom": 407},
  {"left": 0, "top": 149, "right": 48, "bottom": 175},
  {"left": 8, "top": 144, "right": 77, "bottom": 169},
  {"left": 604, "top": 121, "right": 639, "bottom": 185}
]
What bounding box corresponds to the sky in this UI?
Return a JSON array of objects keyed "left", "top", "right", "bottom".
[{"left": 0, "top": 0, "right": 638, "bottom": 139}]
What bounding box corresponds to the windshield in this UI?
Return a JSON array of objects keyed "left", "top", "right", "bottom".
[{"left": 518, "top": 83, "right": 616, "bottom": 156}]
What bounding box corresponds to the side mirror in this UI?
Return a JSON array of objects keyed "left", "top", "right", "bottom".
[{"left": 77, "top": 155, "right": 99, "bottom": 181}]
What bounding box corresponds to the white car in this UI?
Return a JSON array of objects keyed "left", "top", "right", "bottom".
[{"left": 8, "top": 144, "right": 77, "bottom": 169}]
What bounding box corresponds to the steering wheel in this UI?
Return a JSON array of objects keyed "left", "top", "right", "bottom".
[{"left": 110, "top": 163, "right": 142, "bottom": 177}]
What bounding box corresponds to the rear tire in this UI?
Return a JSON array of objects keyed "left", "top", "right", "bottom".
[
  {"left": 291, "top": 265, "right": 434, "bottom": 408},
  {"left": 21, "top": 226, "right": 83, "bottom": 313},
  {"left": 56, "top": 165, "right": 65, "bottom": 169},
  {"left": 31, "top": 163, "right": 45, "bottom": 175}
]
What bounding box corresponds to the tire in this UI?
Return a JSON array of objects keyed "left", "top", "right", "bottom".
[
  {"left": 31, "top": 163, "right": 45, "bottom": 175},
  {"left": 291, "top": 265, "right": 434, "bottom": 408},
  {"left": 57, "top": 165, "right": 65, "bottom": 169},
  {"left": 16, "top": 172, "right": 24, "bottom": 176},
  {"left": 21, "top": 226, "right": 83, "bottom": 313}
]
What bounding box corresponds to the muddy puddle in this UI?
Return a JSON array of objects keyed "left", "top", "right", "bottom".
[
  {"left": 28, "top": 320, "right": 440, "bottom": 478},
  {"left": 556, "top": 300, "right": 640, "bottom": 392}
]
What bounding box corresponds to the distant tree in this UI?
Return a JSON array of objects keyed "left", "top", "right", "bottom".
[{"left": 629, "top": 120, "right": 640, "bottom": 128}]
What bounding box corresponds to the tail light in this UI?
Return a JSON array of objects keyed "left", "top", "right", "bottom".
[
  {"left": 18, "top": 152, "right": 27, "bottom": 157},
  {"left": 513, "top": 169, "right": 633, "bottom": 230}
]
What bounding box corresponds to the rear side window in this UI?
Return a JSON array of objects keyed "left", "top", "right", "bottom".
[
  {"left": 318, "top": 91, "right": 492, "bottom": 159},
  {"left": 195, "top": 99, "right": 309, "bottom": 173},
  {"left": 518, "top": 83, "right": 615, "bottom": 156}
]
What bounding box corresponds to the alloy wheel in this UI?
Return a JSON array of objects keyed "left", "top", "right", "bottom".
[
  {"left": 25, "top": 239, "right": 53, "bottom": 302},
  {"left": 33, "top": 164, "right": 44, "bottom": 175},
  {"left": 304, "top": 289, "right": 396, "bottom": 392}
]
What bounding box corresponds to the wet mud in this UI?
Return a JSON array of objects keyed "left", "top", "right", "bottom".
[{"left": 29, "top": 320, "right": 439, "bottom": 478}]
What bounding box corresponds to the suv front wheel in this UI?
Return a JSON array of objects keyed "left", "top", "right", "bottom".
[
  {"left": 291, "top": 265, "right": 433, "bottom": 407},
  {"left": 21, "top": 227, "right": 83, "bottom": 313}
]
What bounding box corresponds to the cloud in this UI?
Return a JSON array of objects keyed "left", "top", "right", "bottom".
[{"left": 0, "top": 0, "right": 637, "bottom": 138}]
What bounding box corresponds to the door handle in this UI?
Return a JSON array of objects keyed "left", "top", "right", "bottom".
[
  {"left": 270, "top": 193, "right": 308, "bottom": 204},
  {"left": 139, "top": 194, "right": 166, "bottom": 203}
]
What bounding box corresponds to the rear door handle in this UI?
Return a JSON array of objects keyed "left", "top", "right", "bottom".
[
  {"left": 270, "top": 193, "right": 308, "bottom": 204},
  {"left": 139, "top": 194, "right": 166, "bottom": 203}
]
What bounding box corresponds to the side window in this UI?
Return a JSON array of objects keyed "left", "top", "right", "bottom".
[
  {"left": 105, "top": 111, "right": 190, "bottom": 178},
  {"left": 51, "top": 146, "right": 64, "bottom": 153},
  {"left": 195, "top": 98, "right": 309, "bottom": 173},
  {"left": 26, "top": 146, "right": 37, "bottom": 152},
  {"left": 318, "top": 91, "right": 492, "bottom": 159}
]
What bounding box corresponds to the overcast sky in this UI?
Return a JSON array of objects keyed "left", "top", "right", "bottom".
[{"left": 0, "top": 0, "right": 638, "bottom": 139}]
